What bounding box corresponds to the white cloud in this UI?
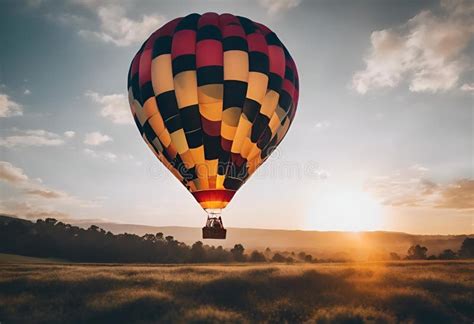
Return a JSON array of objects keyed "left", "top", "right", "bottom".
[
  {"left": 23, "top": 89, "right": 31, "bottom": 95},
  {"left": 83, "top": 148, "right": 95, "bottom": 155},
  {"left": 0, "top": 161, "right": 29, "bottom": 184},
  {"left": 353, "top": 0, "right": 474, "bottom": 94},
  {"left": 314, "top": 120, "right": 331, "bottom": 130},
  {"left": 410, "top": 164, "right": 429, "bottom": 173},
  {"left": 83, "top": 131, "right": 112, "bottom": 146},
  {"left": 85, "top": 91, "right": 131, "bottom": 124},
  {"left": 366, "top": 165, "right": 474, "bottom": 210},
  {"left": 436, "top": 179, "right": 474, "bottom": 209},
  {"left": 0, "top": 129, "right": 65, "bottom": 148},
  {"left": 0, "top": 93, "right": 23, "bottom": 117},
  {"left": 259, "top": 0, "right": 302, "bottom": 14},
  {"left": 0, "top": 161, "right": 98, "bottom": 220},
  {"left": 460, "top": 83, "right": 474, "bottom": 92},
  {"left": 0, "top": 160, "right": 66, "bottom": 199},
  {"left": 49, "top": 9, "right": 89, "bottom": 28},
  {"left": 83, "top": 149, "right": 141, "bottom": 163},
  {"left": 64, "top": 131, "right": 76, "bottom": 138},
  {"left": 366, "top": 176, "right": 438, "bottom": 208},
  {"left": 0, "top": 201, "right": 72, "bottom": 221},
  {"left": 25, "top": 188, "right": 66, "bottom": 199},
  {"left": 83, "top": 148, "right": 118, "bottom": 162},
  {"left": 104, "top": 152, "right": 117, "bottom": 161},
  {"left": 78, "top": 5, "right": 165, "bottom": 46}
]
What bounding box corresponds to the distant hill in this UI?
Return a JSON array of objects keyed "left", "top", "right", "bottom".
[
  {"left": 71, "top": 220, "right": 472, "bottom": 260},
  {"left": 2, "top": 214, "right": 471, "bottom": 260}
]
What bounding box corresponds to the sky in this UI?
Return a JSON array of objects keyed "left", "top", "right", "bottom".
[{"left": 0, "top": 0, "right": 472, "bottom": 234}]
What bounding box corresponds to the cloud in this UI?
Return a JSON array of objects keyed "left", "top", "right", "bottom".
[
  {"left": 0, "top": 161, "right": 29, "bottom": 184},
  {"left": 410, "top": 164, "right": 429, "bottom": 173},
  {"left": 353, "top": 0, "right": 474, "bottom": 94},
  {"left": 85, "top": 91, "right": 131, "bottom": 124},
  {"left": 0, "top": 161, "right": 98, "bottom": 221},
  {"left": 103, "top": 152, "right": 118, "bottom": 161},
  {"left": 460, "top": 83, "right": 474, "bottom": 92},
  {"left": 83, "top": 148, "right": 117, "bottom": 161},
  {"left": 258, "top": 0, "right": 302, "bottom": 14},
  {"left": 366, "top": 176, "right": 435, "bottom": 208},
  {"left": 314, "top": 120, "right": 331, "bottom": 130},
  {"left": 25, "top": 188, "right": 66, "bottom": 199},
  {"left": 0, "top": 160, "right": 67, "bottom": 199},
  {"left": 23, "top": 89, "right": 31, "bottom": 95},
  {"left": 64, "top": 130, "right": 76, "bottom": 138},
  {"left": 366, "top": 169, "right": 474, "bottom": 210},
  {"left": 0, "top": 93, "right": 23, "bottom": 117},
  {"left": 83, "top": 149, "right": 141, "bottom": 164},
  {"left": 78, "top": 5, "right": 164, "bottom": 46},
  {"left": 0, "top": 129, "right": 66, "bottom": 148},
  {"left": 436, "top": 179, "right": 474, "bottom": 209},
  {"left": 0, "top": 201, "right": 71, "bottom": 221},
  {"left": 83, "top": 131, "right": 112, "bottom": 146},
  {"left": 83, "top": 148, "right": 95, "bottom": 155}
]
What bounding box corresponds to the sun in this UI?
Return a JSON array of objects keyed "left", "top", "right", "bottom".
[{"left": 306, "top": 187, "right": 385, "bottom": 232}]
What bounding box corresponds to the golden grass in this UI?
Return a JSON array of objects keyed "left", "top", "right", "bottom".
[{"left": 0, "top": 261, "right": 472, "bottom": 323}]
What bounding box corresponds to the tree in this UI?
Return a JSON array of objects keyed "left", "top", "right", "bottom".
[
  {"left": 231, "top": 244, "right": 246, "bottom": 262},
  {"left": 304, "top": 254, "right": 313, "bottom": 263},
  {"left": 190, "top": 241, "right": 206, "bottom": 262},
  {"left": 45, "top": 218, "right": 58, "bottom": 225},
  {"left": 458, "top": 238, "right": 474, "bottom": 259},
  {"left": 143, "top": 234, "right": 156, "bottom": 242},
  {"left": 297, "top": 251, "right": 307, "bottom": 261},
  {"left": 438, "top": 249, "right": 456, "bottom": 260},
  {"left": 389, "top": 252, "right": 401, "bottom": 260},
  {"left": 272, "top": 253, "right": 286, "bottom": 262},
  {"left": 249, "top": 250, "right": 266, "bottom": 262},
  {"left": 88, "top": 225, "right": 99, "bottom": 231},
  {"left": 406, "top": 245, "right": 428, "bottom": 260}
]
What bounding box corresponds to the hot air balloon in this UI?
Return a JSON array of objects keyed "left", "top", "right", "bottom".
[{"left": 128, "top": 13, "right": 299, "bottom": 239}]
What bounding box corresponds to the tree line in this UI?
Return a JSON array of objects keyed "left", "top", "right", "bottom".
[
  {"left": 1, "top": 216, "right": 472, "bottom": 263},
  {"left": 0, "top": 217, "right": 316, "bottom": 263},
  {"left": 389, "top": 240, "right": 474, "bottom": 260}
]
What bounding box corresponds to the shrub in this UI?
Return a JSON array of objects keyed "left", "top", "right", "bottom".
[
  {"left": 458, "top": 238, "right": 474, "bottom": 258},
  {"left": 272, "top": 253, "right": 286, "bottom": 262},
  {"left": 438, "top": 249, "right": 456, "bottom": 260},
  {"left": 249, "top": 251, "right": 266, "bottom": 262},
  {"left": 406, "top": 245, "right": 428, "bottom": 260}
]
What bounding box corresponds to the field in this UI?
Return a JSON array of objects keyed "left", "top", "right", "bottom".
[{"left": 0, "top": 259, "right": 473, "bottom": 323}]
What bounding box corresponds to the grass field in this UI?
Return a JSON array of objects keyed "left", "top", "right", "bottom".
[
  {"left": 0, "top": 260, "right": 473, "bottom": 323},
  {"left": 0, "top": 253, "right": 63, "bottom": 264}
]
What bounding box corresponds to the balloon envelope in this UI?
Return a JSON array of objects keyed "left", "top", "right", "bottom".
[{"left": 128, "top": 13, "right": 299, "bottom": 212}]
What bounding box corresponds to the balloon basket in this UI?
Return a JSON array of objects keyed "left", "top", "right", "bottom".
[
  {"left": 202, "top": 215, "right": 226, "bottom": 239},
  {"left": 202, "top": 226, "right": 227, "bottom": 239}
]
